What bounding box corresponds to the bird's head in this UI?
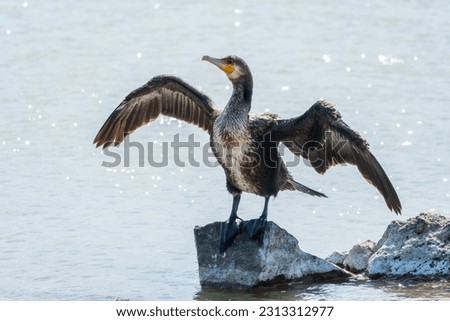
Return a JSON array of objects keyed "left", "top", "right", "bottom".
[{"left": 202, "top": 55, "right": 252, "bottom": 83}]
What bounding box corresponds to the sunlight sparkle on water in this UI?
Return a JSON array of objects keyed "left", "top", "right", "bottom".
[
  {"left": 378, "top": 55, "right": 404, "bottom": 65},
  {"left": 322, "top": 54, "right": 331, "bottom": 63}
]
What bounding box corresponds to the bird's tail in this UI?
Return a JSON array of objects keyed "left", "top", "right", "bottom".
[{"left": 289, "top": 179, "right": 327, "bottom": 197}]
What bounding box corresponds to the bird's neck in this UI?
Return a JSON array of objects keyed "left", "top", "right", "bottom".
[
  {"left": 234, "top": 78, "right": 253, "bottom": 106},
  {"left": 214, "top": 78, "right": 253, "bottom": 138},
  {"left": 226, "top": 77, "right": 253, "bottom": 114}
]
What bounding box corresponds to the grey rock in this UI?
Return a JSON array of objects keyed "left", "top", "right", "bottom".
[
  {"left": 343, "top": 240, "right": 376, "bottom": 273},
  {"left": 325, "top": 251, "right": 348, "bottom": 268},
  {"left": 367, "top": 213, "right": 450, "bottom": 277},
  {"left": 194, "top": 221, "right": 351, "bottom": 288}
]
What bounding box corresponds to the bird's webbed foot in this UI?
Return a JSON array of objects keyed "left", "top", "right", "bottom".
[
  {"left": 244, "top": 196, "right": 269, "bottom": 244},
  {"left": 219, "top": 217, "right": 243, "bottom": 254},
  {"left": 244, "top": 216, "right": 267, "bottom": 243}
]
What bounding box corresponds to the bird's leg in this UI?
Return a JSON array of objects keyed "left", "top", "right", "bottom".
[
  {"left": 244, "top": 196, "right": 269, "bottom": 243},
  {"left": 219, "top": 194, "right": 243, "bottom": 253}
]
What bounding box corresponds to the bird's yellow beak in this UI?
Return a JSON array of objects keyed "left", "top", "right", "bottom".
[{"left": 202, "top": 55, "right": 235, "bottom": 74}]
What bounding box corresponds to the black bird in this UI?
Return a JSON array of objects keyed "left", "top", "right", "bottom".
[{"left": 93, "top": 55, "right": 402, "bottom": 253}]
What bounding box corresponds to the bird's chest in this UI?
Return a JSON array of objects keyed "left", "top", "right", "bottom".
[
  {"left": 212, "top": 124, "right": 252, "bottom": 166},
  {"left": 211, "top": 123, "right": 260, "bottom": 190}
]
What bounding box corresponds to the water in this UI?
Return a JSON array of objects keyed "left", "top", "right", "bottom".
[{"left": 1, "top": 0, "right": 449, "bottom": 300}]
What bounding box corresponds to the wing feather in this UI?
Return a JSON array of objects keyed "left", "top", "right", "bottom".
[
  {"left": 272, "top": 100, "right": 402, "bottom": 214},
  {"left": 93, "top": 75, "right": 218, "bottom": 149}
]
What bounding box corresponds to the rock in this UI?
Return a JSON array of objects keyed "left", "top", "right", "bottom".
[
  {"left": 343, "top": 240, "right": 376, "bottom": 273},
  {"left": 367, "top": 213, "right": 450, "bottom": 278},
  {"left": 325, "top": 251, "right": 348, "bottom": 268},
  {"left": 194, "top": 221, "right": 351, "bottom": 288}
]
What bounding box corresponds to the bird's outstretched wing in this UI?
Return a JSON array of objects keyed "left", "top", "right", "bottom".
[
  {"left": 272, "top": 100, "right": 402, "bottom": 214},
  {"left": 93, "top": 75, "right": 218, "bottom": 148}
]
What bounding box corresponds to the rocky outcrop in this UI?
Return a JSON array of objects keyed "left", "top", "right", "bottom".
[
  {"left": 194, "top": 221, "right": 351, "bottom": 289},
  {"left": 194, "top": 213, "right": 449, "bottom": 289},
  {"left": 325, "top": 251, "right": 348, "bottom": 268},
  {"left": 367, "top": 213, "right": 450, "bottom": 277},
  {"left": 326, "top": 213, "right": 450, "bottom": 278},
  {"left": 325, "top": 240, "right": 376, "bottom": 273},
  {"left": 343, "top": 240, "right": 376, "bottom": 273}
]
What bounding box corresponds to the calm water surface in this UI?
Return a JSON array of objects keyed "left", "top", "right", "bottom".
[{"left": 1, "top": 1, "right": 449, "bottom": 300}]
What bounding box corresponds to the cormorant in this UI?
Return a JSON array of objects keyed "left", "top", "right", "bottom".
[{"left": 93, "top": 55, "right": 402, "bottom": 253}]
